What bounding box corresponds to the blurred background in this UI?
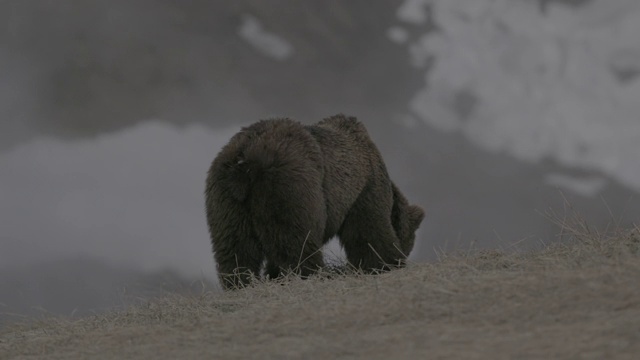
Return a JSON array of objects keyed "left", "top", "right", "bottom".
[{"left": 2, "top": 0, "right": 640, "bottom": 326}]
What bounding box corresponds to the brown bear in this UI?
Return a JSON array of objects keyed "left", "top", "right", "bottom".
[{"left": 205, "top": 114, "right": 425, "bottom": 290}]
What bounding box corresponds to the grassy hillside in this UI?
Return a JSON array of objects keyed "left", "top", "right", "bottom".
[{"left": 2, "top": 223, "right": 639, "bottom": 359}]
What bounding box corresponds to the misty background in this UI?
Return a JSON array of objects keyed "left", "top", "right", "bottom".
[{"left": 2, "top": 0, "right": 640, "bottom": 326}]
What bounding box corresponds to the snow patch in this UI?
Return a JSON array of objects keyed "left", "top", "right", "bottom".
[
  {"left": 396, "top": 0, "right": 431, "bottom": 24},
  {"left": 544, "top": 173, "right": 608, "bottom": 198},
  {"left": 396, "top": 0, "right": 640, "bottom": 192},
  {"left": 322, "top": 238, "right": 347, "bottom": 266},
  {"left": 0, "top": 121, "right": 242, "bottom": 279},
  {"left": 238, "top": 14, "right": 294, "bottom": 61},
  {"left": 387, "top": 26, "right": 410, "bottom": 44}
]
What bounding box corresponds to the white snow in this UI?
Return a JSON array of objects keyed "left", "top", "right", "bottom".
[
  {"left": 396, "top": 0, "right": 431, "bottom": 24},
  {"left": 238, "top": 14, "right": 294, "bottom": 61},
  {"left": 387, "top": 26, "right": 410, "bottom": 44},
  {"left": 396, "top": 0, "right": 640, "bottom": 193},
  {"left": 544, "top": 173, "right": 608, "bottom": 198},
  {"left": 0, "top": 122, "right": 241, "bottom": 279}
]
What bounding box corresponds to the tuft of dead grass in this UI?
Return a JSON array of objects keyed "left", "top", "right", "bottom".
[{"left": 2, "top": 222, "right": 640, "bottom": 359}]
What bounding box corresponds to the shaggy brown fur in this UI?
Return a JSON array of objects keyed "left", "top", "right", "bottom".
[
  {"left": 391, "top": 183, "right": 425, "bottom": 256},
  {"left": 205, "top": 114, "right": 425, "bottom": 290}
]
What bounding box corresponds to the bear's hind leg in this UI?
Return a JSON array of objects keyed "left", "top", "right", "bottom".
[
  {"left": 262, "top": 229, "right": 325, "bottom": 280},
  {"left": 256, "top": 178, "right": 327, "bottom": 280},
  {"left": 216, "top": 251, "right": 263, "bottom": 290},
  {"left": 211, "top": 215, "right": 264, "bottom": 290}
]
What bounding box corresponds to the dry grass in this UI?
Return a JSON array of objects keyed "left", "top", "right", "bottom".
[{"left": 2, "top": 221, "right": 639, "bottom": 359}]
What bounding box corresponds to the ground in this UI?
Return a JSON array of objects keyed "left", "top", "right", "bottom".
[{"left": 1, "top": 222, "right": 639, "bottom": 359}]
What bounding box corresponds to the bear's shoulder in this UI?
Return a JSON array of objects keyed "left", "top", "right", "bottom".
[{"left": 316, "top": 114, "right": 369, "bottom": 137}]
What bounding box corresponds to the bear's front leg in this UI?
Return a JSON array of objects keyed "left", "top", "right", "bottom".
[{"left": 339, "top": 182, "right": 405, "bottom": 271}]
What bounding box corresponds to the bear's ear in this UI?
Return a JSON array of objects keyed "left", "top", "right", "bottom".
[{"left": 408, "top": 206, "right": 425, "bottom": 231}]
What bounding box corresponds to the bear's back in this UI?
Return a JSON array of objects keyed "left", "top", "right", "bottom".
[{"left": 315, "top": 114, "right": 369, "bottom": 140}]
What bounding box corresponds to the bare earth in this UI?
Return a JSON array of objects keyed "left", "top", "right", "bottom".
[{"left": 2, "top": 226, "right": 639, "bottom": 359}]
